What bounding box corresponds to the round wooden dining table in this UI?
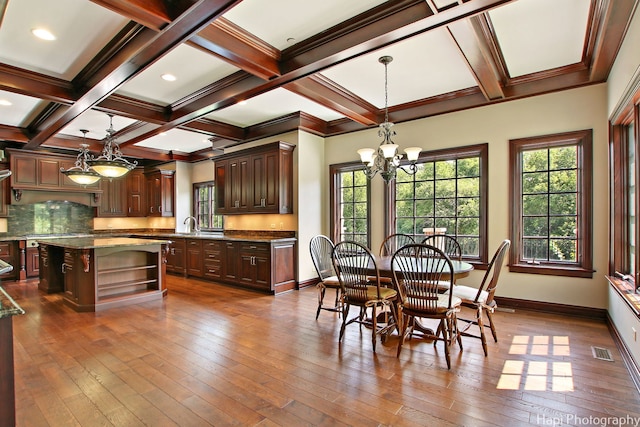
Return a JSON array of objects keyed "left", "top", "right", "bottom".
[{"left": 373, "top": 255, "right": 474, "bottom": 281}]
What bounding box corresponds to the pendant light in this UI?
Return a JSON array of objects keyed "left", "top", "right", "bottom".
[
  {"left": 85, "top": 114, "right": 137, "bottom": 178},
  {"left": 60, "top": 130, "right": 101, "bottom": 185}
]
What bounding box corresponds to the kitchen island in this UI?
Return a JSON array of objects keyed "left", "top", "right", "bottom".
[{"left": 37, "top": 237, "right": 170, "bottom": 312}]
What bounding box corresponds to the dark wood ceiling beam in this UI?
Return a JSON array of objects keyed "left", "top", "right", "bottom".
[
  {"left": 0, "top": 125, "right": 28, "bottom": 143},
  {"left": 588, "top": 0, "right": 638, "bottom": 82},
  {"left": 139, "top": 0, "right": 516, "bottom": 137},
  {"left": 190, "top": 18, "right": 280, "bottom": 80},
  {"left": 280, "top": 0, "right": 514, "bottom": 78},
  {"left": 88, "top": 0, "right": 171, "bottom": 29},
  {"left": 180, "top": 118, "right": 244, "bottom": 141},
  {"left": 447, "top": 15, "right": 505, "bottom": 100},
  {"left": 284, "top": 75, "right": 379, "bottom": 126},
  {"left": 0, "top": 64, "right": 74, "bottom": 104},
  {"left": 24, "top": 0, "right": 244, "bottom": 150}
]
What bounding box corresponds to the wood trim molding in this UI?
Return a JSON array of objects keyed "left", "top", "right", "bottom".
[
  {"left": 298, "top": 278, "right": 319, "bottom": 290},
  {"left": 495, "top": 296, "right": 607, "bottom": 320}
]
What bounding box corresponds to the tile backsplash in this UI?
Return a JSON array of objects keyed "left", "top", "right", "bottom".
[{"left": 7, "top": 201, "right": 93, "bottom": 235}]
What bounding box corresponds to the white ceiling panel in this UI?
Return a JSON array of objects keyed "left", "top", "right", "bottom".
[
  {"left": 0, "top": 90, "right": 43, "bottom": 127},
  {"left": 206, "top": 87, "right": 345, "bottom": 127},
  {"left": 489, "top": 0, "right": 591, "bottom": 77},
  {"left": 223, "top": 0, "right": 387, "bottom": 49},
  {"left": 321, "top": 27, "right": 478, "bottom": 107},
  {"left": 58, "top": 109, "right": 138, "bottom": 140},
  {"left": 134, "top": 128, "right": 212, "bottom": 153},
  {"left": 117, "top": 44, "right": 240, "bottom": 105},
  {"left": 0, "top": 0, "right": 128, "bottom": 79}
]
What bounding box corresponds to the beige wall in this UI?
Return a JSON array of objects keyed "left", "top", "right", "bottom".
[{"left": 325, "top": 83, "right": 609, "bottom": 308}]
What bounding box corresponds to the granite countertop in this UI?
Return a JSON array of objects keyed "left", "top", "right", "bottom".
[
  {"left": 133, "top": 232, "right": 297, "bottom": 243},
  {"left": 35, "top": 236, "right": 171, "bottom": 249},
  {"left": 0, "top": 231, "right": 297, "bottom": 244}
]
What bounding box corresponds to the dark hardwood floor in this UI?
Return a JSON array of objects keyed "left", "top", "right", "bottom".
[{"left": 5, "top": 275, "right": 640, "bottom": 426}]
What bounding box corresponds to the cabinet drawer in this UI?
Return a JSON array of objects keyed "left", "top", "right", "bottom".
[
  {"left": 0, "top": 242, "right": 12, "bottom": 256},
  {"left": 203, "top": 240, "right": 223, "bottom": 250},
  {"left": 239, "top": 242, "right": 269, "bottom": 253},
  {"left": 203, "top": 259, "right": 222, "bottom": 279}
]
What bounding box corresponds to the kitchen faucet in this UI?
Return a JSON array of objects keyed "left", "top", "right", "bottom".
[{"left": 183, "top": 216, "right": 199, "bottom": 234}]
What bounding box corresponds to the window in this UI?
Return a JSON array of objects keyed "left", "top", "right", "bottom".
[
  {"left": 389, "top": 144, "right": 488, "bottom": 265},
  {"left": 193, "top": 181, "right": 223, "bottom": 231},
  {"left": 330, "top": 163, "right": 370, "bottom": 247},
  {"left": 610, "top": 102, "right": 639, "bottom": 286},
  {"left": 509, "top": 130, "right": 593, "bottom": 277}
]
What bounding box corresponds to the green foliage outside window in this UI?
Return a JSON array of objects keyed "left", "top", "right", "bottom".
[
  {"left": 521, "top": 146, "right": 578, "bottom": 262},
  {"left": 395, "top": 155, "right": 481, "bottom": 257},
  {"left": 338, "top": 169, "right": 368, "bottom": 246}
]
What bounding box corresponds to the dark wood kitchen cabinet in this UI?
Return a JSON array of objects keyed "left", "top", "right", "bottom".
[
  {"left": 97, "top": 176, "right": 127, "bottom": 217},
  {"left": 238, "top": 242, "right": 270, "bottom": 290},
  {"left": 203, "top": 240, "right": 223, "bottom": 280},
  {"left": 166, "top": 238, "right": 185, "bottom": 275},
  {"left": 7, "top": 149, "right": 100, "bottom": 193},
  {"left": 223, "top": 241, "right": 238, "bottom": 281},
  {"left": 145, "top": 170, "right": 174, "bottom": 217},
  {"left": 214, "top": 142, "right": 294, "bottom": 215},
  {"left": 26, "top": 246, "right": 39, "bottom": 278},
  {"left": 186, "top": 239, "right": 203, "bottom": 277},
  {"left": 0, "top": 242, "right": 16, "bottom": 281},
  {"left": 126, "top": 169, "right": 145, "bottom": 217}
]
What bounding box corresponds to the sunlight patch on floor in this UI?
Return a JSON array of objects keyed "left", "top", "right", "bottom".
[{"left": 497, "top": 335, "right": 574, "bottom": 391}]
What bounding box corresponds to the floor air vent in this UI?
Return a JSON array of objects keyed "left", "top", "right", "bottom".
[{"left": 591, "top": 346, "right": 614, "bottom": 362}]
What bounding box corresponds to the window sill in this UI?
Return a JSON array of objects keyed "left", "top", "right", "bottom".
[
  {"left": 607, "top": 275, "right": 640, "bottom": 317},
  {"left": 509, "top": 263, "right": 594, "bottom": 278}
]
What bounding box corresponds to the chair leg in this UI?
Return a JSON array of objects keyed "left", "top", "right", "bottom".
[
  {"left": 371, "top": 305, "right": 378, "bottom": 352},
  {"left": 315, "top": 286, "right": 326, "bottom": 320},
  {"left": 339, "top": 304, "right": 350, "bottom": 342},
  {"left": 486, "top": 309, "right": 498, "bottom": 342},
  {"left": 453, "top": 314, "right": 463, "bottom": 350},
  {"left": 396, "top": 311, "right": 408, "bottom": 357},
  {"left": 442, "top": 319, "right": 451, "bottom": 370},
  {"left": 476, "top": 306, "right": 488, "bottom": 356}
]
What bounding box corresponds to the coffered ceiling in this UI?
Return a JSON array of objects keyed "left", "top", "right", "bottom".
[{"left": 0, "top": 0, "right": 636, "bottom": 162}]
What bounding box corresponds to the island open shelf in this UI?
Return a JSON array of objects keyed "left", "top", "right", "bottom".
[{"left": 37, "top": 237, "right": 169, "bottom": 312}]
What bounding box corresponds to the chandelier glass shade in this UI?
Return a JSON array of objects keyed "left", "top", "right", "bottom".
[
  {"left": 60, "top": 130, "right": 101, "bottom": 185},
  {"left": 357, "top": 56, "right": 421, "bottom": 183},
  {"left": 85, "top": 114, "right": 137, "bottom": 178}
]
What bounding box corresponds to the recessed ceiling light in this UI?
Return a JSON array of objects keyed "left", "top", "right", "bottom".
[
  {"left": 159, "top": 132, "right": 167, "bottom": 136},
  {"left": 161, "top": 74, "right": 176, "bottom": 82},
  {"left": 238, "top": 100, "right": 248, "bottom": 106},
  {"left": 0, "top": 100, "right": 12, "bottom": 106},
  {"left": 31, "top": 28, "right": 56, "bottom": 41}
]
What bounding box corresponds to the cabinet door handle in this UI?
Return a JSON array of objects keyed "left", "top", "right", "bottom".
[
  {"left": 150, "top": 206, "right": 154, "bottom": 213},
  {"left": 43, "top": 258, "right": 48, "bottom": 267},
  {"left": 261, "top": 198, "right": 265, "bottom": 207},
  {"left": 158, "top": 206, "right": 162, "bottom": 213},
  {"left": 128, "top": 207, "right": 131, "bottom": 213},
  {"left": 61, "top": 263, "right": 68, "bottom": 273}
]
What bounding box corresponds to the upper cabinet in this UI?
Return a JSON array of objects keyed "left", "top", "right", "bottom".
[
  {"left": 97, "top": 177, "right": 127, "bottom": 217},
  {"left": 145, "top": 170, "right": 174, "bottom": 217},
  {"left": 8, "top": 149, "right": 101, "bottom": 193},
  {"left": 215, "top": 142, "right": 294, "bottom": 215}
]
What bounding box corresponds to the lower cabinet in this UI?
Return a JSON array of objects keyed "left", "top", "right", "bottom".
[
  {"left": 166, "top": 239, "right": 185, "bottom": 275},
  {"left": 186, "top": 239, "right": 203, "bottom": 277},
  {"left": 203, "top": 240, "right": 223, "bottom": 280},
  {"left": 0, "top": 242, "right": 17, "bottom": 281},
  {"left": 26, "top": 246, "right": 39, "bottom": 278},
  {"left": 163, "top": 236, "right": 296, "bottom": 294},
  {"left": 238, "top": 243, "right": 270, "bottom": 290}
]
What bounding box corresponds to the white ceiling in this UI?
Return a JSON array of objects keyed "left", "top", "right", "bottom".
[{"left": 0, "top": 0, "right": 603, "bottom": 155}]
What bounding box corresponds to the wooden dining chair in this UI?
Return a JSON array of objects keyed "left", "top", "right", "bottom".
[
  {"left": 449, "top": 239, "right": 510, "bottom": 356},
  {"left": 332, "top": 241, "right": 397, "bottom": 352},
  {"left": 391, "top": 243, "right": 462, "bottom": 369},
  {"left": 309, "top": 235, "right": 342, "bottom": 320},
  {"left": 379, "top": 233, "right": 416, "bottom": 256},
  {"left": 421, "top": 234, "right": 462, "bottom": 261}
]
